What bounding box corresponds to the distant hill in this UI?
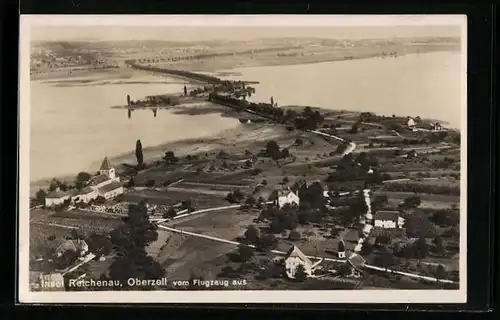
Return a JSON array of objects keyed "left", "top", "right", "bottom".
[{"left": 32, "top": 36, "right": 460, "bottom": 56}]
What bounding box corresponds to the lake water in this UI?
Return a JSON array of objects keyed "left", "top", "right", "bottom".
[
  {"left": 221, "top": 51, "right": 463, "bottom": 129},
  {"left": 29, "top": 51, "right": 463, "bottom": 182},
  {"left": 29, "top": 73, "right": 240, "bottom": 182}
]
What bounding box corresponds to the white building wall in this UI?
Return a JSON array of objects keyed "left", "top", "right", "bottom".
[
  {"left": 277, "top": 192, "right": 300, "bottom": 208},
  {"left": 103, "top": 186, "right": 124, "bottom": 200},
  {"left": 397, "top": 217, "right": 405, "bottom": 228},
  {"left": 285, "top": 257, "right": 312, "bottom": 279},
  {"left": 81, "top": 191, "right": 98, "bottom": 203},
  {"left": 374, "top": 219, "right": 397, "bottom": 229},
  {"left": 45, "top": 196, "right": 70, "bottom": 207}
]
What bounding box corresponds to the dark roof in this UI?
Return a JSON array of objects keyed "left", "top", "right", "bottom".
[
  {"left": 87, "top": 174, "right": 110, "bottom": 186},
  {"left": 67, "top": 189, "right": 80, "bottom": 197},
  {"left": 267, "top": 190, "right": 279, "bottom": 201},
  {"left": 337, "top": 240, "right": 346, "bottom": 252},
  {"left": 100, "top": 157, "right": 113, "bottom": 170},
  {"left": 374, "top": 210, "right": 400, "bottom": 221},
  {"left": 98, "top": 181, "right": 123, "bottom": 194},
  {"left": 46, "top": 190, "right": 68, "bottom": 199},
  {"left": 347, "top": 253, "right": 366, "bottom": 270},
  {"left": 77, "top": 186, "right": 95, "bottom": 195}
]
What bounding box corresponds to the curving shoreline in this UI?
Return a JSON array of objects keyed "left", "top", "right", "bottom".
[{"left": 29, "top": 49, "right": 458, "bottom": 192}]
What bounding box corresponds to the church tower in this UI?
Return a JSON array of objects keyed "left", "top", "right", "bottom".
[{"left": 99, "top": 156, "right": 116, "bottom": 180}]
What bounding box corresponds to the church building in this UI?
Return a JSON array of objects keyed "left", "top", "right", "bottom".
[{"left": 86, "top": 157, "right": 124, "bottom": 200}]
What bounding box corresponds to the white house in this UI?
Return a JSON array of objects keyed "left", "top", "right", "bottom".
[
  {"left": 274, "top": 189, "right": 300, "bottom": 208},
  {"left": 72, "top": 186, "right": 98, "bottom": 204},
  {"left": 86, "top": 157, "right": 124, "bottom": 200},
  {"left": 284, "top": 245, "right": 313, "bottom": 279},
  {"left": 45, "top": 189, "right": 70, "bottom": 207},
  {"left": 374, "top": 210, "right": 405, "bottom": 229},
  {"left": 407, "top": 117, "right": 416, "bottom": 129}
]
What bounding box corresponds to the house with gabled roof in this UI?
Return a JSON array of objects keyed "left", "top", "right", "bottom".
[
  {"left": 45, "top": 188, "right": 70, "bottom": 207},
  {"left": 271, "top": 188, "right": 300, "bottom": 208},
  {"left": 284, "top": 245, "right": 313, "bottom": 279},
  {"left": 407, "top": 117, "right": 416, "bottom": 129}
]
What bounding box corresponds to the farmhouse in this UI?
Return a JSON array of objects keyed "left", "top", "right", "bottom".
[
  {"left": 374, "top": 210, "right": 405, "bottom": 229},
  {"left": 284, "top": 245, "right": 313, "bottom": 279},
  {"left": 273, "top": 189, "right": 300, "bottom": 208},
  {"left": 55, "top": 239, "right": 89, "bottom": 258},
  {"left": 86, "top": 157, "right": 124, "bottom": 199},
  {"left": 45, "top": 188, "right": 70, "bottom": 207}
]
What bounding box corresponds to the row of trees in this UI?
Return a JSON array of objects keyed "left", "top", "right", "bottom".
[{"left": 209, "top": 93, "right": 325, "bottom": 131}]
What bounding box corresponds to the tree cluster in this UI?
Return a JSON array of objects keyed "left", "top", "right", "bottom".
[
  {"left": 163, "top": 151, "right": 179, "bottom": 164},
  {"left": 107, "top": 202, "right": 164, "bottom": 289},
  {"left": 265, "top": 140, "right": 291, "bottom": 161},
  {"left": 225, "top": 189, "right": 245, "bottom": 204}
]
